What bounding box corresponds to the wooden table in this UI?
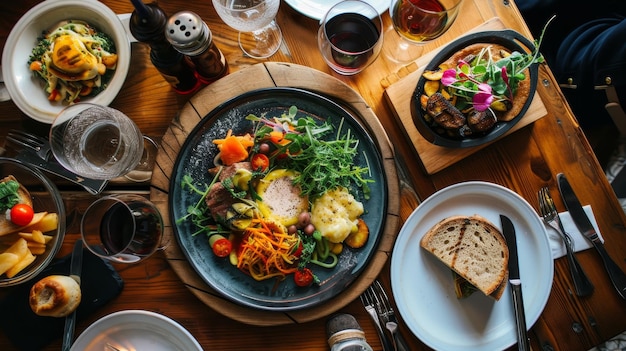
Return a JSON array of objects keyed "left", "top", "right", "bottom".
[{"left": 2, "top": 0, "right": 626, "bottom": 350}]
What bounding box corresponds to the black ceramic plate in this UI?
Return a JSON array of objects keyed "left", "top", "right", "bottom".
[
  {"left": 169, "top": 87, "right": 387, "bottom": 311},
  {"left": 411, "top": 30, "right": 539, "bottom": 148}
]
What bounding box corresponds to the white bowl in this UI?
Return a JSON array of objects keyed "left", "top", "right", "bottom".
[{"left": 1, "top": 0, "right": 131, "bottom": 124}]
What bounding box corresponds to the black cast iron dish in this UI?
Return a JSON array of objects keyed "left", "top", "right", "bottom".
[{"left": 411, "top": 30, "right": 540, "bottom": 148}]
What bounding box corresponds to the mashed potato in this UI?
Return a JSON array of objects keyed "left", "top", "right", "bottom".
[{"left": 310, "top": 187, "right": 364, "bottom": 243}]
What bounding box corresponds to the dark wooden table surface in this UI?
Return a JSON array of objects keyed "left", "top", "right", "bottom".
[{"left": 1, "top": 0, "right": 626, "bottom": 350}]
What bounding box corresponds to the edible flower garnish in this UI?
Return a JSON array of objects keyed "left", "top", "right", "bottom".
[{"left": 440, "top": 16, "right": 554, "bottom": 112}]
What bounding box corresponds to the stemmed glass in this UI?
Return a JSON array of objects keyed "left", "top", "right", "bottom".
[
  {"left": 212, "top": 0, "right": 282, "bottom": 59},
  {"left": 386, "top": 0, "right": 463, "bottom": 63}
]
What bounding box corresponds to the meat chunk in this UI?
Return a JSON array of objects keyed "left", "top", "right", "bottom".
[
  {"left": 467, "top": 109, "right": 497, "bottom": 132},
  {"left": 426, "top": 93, "right": 466, "bottom": 130}
]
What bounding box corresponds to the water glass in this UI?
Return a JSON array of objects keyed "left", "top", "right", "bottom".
[
  {"left": 49, "top": 103, "right": 144, "bottom": 180},
  {"left": 317, "top": 0, "right": 383, "bottom": 75},
  {"left": 81, "top": 194, "right": 163, "bottom": 263}
]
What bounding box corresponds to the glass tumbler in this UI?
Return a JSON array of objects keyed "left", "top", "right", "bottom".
[{"left": 49, "top": 103, "right": 144, "bottom": 180}]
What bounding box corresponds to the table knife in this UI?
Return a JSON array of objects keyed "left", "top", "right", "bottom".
[
  {"left": 61, "top": 240, "right": 83, "bottom": 351},
  {"left": 500, "top": 215, "right": 530, "bottom": 351},
  {"left": 557, "top": 173, "right": 626, "bottom": 299},
  {"left": 14, "top": 150, "right": 107, "bottom": 195}
]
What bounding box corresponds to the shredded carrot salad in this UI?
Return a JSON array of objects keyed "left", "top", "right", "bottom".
[{"left": 236, "top": 218, "right": 300, "bottom": 281}]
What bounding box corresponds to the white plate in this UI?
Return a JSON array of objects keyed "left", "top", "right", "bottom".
[
  {"left": 70, "top": 310, "right": 203, "bottom": 351},
  {"left": 391, "top": 181, "right": 553, "bottom": 351},
  {"left": 1, "top": 0, "right": 131, "bottom": 123},
  {"left": 284, "top": 0, "right": 390, "bottom": 21}
]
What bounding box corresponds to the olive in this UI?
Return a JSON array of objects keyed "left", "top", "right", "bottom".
[
  {"left": 258, "top": 143, "right": 271, "bottom": 154},
  {"left": 288, "top": 225, "right": 297, "bottom": 234},
  {"left": 303, "top": 223, "right": 316, "bottom": 236},
  {"left": 298, "top": 212, "right": 311, "bottom": 228}
]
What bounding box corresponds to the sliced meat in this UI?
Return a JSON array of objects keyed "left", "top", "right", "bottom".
[
  {"left": 206, "top": 182, "right": 238, "bottom": 223},
  {"left": 426, "top": 93, "right": 466, "bottom": 130}
]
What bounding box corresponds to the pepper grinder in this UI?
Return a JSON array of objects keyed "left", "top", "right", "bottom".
[
  {"left": 165, "top": 11, "right": 229, "bottom": 85},
  {"left": 327, "top": 313, "right": 374, "bottom": 351},
  {"left": 129, "top": 0, "right": 199, "bottom": 94}
]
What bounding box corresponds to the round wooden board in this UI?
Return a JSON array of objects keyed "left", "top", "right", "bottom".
[{"left": 150, "top": 62, "right": 400, "bottom": 326}]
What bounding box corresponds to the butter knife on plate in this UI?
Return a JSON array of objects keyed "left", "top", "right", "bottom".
[
  {"left": 62, "top": 240, "right": 83, "bottom": 351},
  {"left": 557, "top": 173, "right": 626, "bottom": 299},
  {"left": 500, "top": 215, "right": 530, "bottom": 351}
]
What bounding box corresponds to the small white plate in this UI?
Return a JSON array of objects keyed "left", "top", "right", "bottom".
[
  {"left": 284, "top": 0, "right": 390, "bottom": 21},
  {"left": 70, "top": 310, "right": 203, "bottom": 351},
  {"left": 391, "top": 181, "right": 553, "bottom": 351}
]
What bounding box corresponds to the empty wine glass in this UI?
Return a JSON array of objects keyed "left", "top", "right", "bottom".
[
  {"left": 212, "top": 0, "right": 282, "bottom": 59},
  {"left": 386, "top": 0, "right": 463, "bottom": 63}
]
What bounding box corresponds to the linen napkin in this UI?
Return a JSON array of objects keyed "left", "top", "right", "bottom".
[{"left": 545, "top": 205, "right": 604, "bottom": 259}]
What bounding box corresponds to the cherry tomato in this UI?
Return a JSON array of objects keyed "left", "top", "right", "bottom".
[
  {"left": 294, "top": 268, "right": 314, "bottom": 287},
  {"left": 210, "top": 236, "right": 232, "bottom": 258},
  {"left": 251, "top": 153, "right": 270, "bottom": 172},
  {"left": 10, "top": 204, "right": 34, "bottom": 226}
]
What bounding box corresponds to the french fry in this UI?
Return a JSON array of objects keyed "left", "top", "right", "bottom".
[
  {"left": 0, "top": 252, "right": 19, "bottom": 275},
  {"left": 27, "top": 244, "right": 46, "bottom": 255},
  {"left": 18, "top": 232, "right": 53, "bottom": 244},
  {"left": 21, "top": 212, "right": 58, "bottom": 233},
  {"left": 4, "top": 238, "right": 29, "bottom": 260},
  {"left": 31, "top": 230, "right": 45, "bottom": 244},
  {"left": 5, "top": 251, "right": 36, "bottom": 278}
]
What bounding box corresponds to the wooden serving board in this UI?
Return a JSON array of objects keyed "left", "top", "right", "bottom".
[
  {"left": 384, "top": 18, "right": 548, "bottom": 174},
  {"left": 149, "top": 62, "right": 400, "bottom": 326}
]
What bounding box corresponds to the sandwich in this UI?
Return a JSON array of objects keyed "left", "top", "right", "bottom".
[{"left": 420, "top": 215, "right": 509, "bottom": 300}]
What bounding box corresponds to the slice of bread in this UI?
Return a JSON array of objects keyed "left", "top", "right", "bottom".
[{"left": 421, "top": 215, "right": 509, "bottom": 299}]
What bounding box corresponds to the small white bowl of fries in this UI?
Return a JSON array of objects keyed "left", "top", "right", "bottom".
[
  {"left": 0, "top": 158, "right": 65, "bottom": 287},
  {"left": 1, "top": 0, "right": 131, "bottom": 124}
]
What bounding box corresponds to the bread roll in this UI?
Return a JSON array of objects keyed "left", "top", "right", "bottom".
[
  {"left": 420, "top": 215, "right": 509, "bottom": 299},
  {"left": 29, "top": 275, "right": 81, "bottom": 317}
]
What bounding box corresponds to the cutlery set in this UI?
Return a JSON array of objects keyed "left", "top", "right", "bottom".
[
  {"left": 360, "top": 280, "right": 409, "bottom": 351},
  {"left": 6, "top": 130, "right": 107, "bottom": 194}
]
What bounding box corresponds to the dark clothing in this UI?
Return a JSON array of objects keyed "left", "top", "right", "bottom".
[{"left": 518, "top": 0, "right": 626, "bottom": 128}]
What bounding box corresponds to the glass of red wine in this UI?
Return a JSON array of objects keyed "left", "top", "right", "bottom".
[
  {"left": 81, "top": 194, "right": 163, "bottom": 263},
  {"left": 386, "top": 0, "right": 463, "bottom": 63},
  {"left": 317, "top": 0, "right": 383, "bottom": 75}
]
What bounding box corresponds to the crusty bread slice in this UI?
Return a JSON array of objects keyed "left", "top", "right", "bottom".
[{"left": 421, "top": 215, "right": 509, "bottom": 299}]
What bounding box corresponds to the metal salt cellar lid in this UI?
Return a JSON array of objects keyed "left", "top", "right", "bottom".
[{"left": 165, "top": 11, "right": 213, "bottom": 56}]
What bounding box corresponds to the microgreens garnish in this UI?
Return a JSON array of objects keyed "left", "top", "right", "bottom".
[{"left": 440, "top": 16, "right": 554, "bottom": 112}]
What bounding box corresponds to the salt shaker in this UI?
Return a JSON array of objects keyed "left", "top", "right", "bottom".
[
  {"left": 129, "top": 0, "right": 199, "bottom": 94},
  {"left": 165, "top": 11, "right": 229, "bottom": 85},
  {"left": 327, "top": 313, "right": 374, "bottom": 351}
]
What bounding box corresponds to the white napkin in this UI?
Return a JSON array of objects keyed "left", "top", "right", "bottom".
[{"left": 545, "top": 205, "right": 604, "bottom": 259}]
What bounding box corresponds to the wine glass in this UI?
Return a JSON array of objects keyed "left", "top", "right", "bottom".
[
  {"left": 386, "top": 0, "right": 463, "bottom": 63},
  {"left": 81, "top": 194, "right": 163, "bottom": 263},
  {"left": 317, "top": 0, "right": 384, "bottom": 75},
  {"left": 212, "top": 0, "right": 282, "bottom": 59},
  {"left": 49, "top": 103, "right": 156, "bottom": 181}
]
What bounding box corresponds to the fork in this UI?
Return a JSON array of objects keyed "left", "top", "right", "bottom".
[
  {"left": 538, "top": 187, "right": 594, "bottom": 297},
  {"left": 360, "top": 284, "right": 394, "bottom": 351},
  {"left": 6, "top": 129, "right": 108, "bottom": 194},
  {"left": 364, "top": 280, "right": 410, "bottom": 351},
  {"left": 6, "top": 130, "right": 52, "bottom": 160}
]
